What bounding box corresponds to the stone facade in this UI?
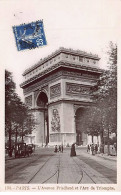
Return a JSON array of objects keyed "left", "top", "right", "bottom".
[{"left": 20, "top": 47, "right": 102, "bottom": 146}]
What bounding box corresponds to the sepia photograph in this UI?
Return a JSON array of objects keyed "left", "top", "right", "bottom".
[{"left": 0, "top": 0, "right": 121, "bottom": 192}]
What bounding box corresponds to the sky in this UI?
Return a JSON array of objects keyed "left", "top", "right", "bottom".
[{"left": 0, "top": 0, "right": 120, "bottom": 101}]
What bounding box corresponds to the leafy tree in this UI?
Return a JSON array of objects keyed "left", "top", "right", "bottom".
[
  {"left": 96, "top": 42, "right": 117, "bottom": 155},
  {"left": 97, "top": 42, "right": 117, "bottom": 136},
  {"left": 5, "top": 70, "right": 35, "bottom": 156},
  {"left": 84, "top": 42, "right": 117, "bottom": 154},
  {"left": 5, "top": 70, "right": 16, "bottom": 155},
  {"left": 81, "top": 106, "right": 103, "bottom": 143}
]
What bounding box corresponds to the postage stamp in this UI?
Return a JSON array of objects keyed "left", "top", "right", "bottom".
[{"left": 13, "top": 20, "right": 47, "bottom": 51}]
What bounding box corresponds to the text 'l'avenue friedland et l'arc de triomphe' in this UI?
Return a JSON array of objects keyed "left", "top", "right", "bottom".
[{"left": 20, "top": 47, "right": 103, "bottom": 147}]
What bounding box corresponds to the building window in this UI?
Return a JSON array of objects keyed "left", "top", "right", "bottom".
[
  {"left": 79, "top": 57, "right": 83, "bottom": 62},
  {"left": 93, "top": 60, "right": 96, "bottom": 64},
  {"left": 73, "top": 56, "right": 75, "bottom": 60},
  {"left": 66, "top": 54, "right": 68, "bottom": 58},
  {"left": 87, "top": 59, "right": 89, "bottom": 63}
]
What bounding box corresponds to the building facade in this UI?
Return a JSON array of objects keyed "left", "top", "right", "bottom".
[{"left": 20, "top": 48, "right": 102, "bottom": 146}]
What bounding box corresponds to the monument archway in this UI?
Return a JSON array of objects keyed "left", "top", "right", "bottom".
[
  {"left": 36, "top": 91, "right": 48, "bottom": 107},
  {"left": 35, "top": 91, "right": 49, "bottom": 145},
  {"left": 21, "top": 47, "right": 102, "bottom": 146},
  {"left": 75, "top": 107, "right": 87, "bottom": 146}
]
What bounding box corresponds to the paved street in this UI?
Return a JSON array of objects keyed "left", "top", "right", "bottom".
[{"left": 5, "top": 147, "right": 117, "bottom": 184}]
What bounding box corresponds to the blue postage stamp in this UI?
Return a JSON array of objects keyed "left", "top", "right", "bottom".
[{"left": 13, "top": 20, "right": 47, "bottom": 51}]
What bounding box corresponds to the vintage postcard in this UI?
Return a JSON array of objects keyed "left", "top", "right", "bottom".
[{"left": 0, "top": 0, "right": 121, "bottom": 192}]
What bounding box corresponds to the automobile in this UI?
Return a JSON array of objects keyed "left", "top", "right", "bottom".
[
  {"left": 14, "top": 143, "right": 30, "bottom": 158},
  {"left": 27, "top": 144, "right": 35, "bottom": 154},
  {"left": 27, "top": 144, "right": 33, "bottom": 154}
]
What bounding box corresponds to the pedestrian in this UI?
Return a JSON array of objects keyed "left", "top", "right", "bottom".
[
  {"left": 97, "top": 143, "right": 100, "bottom": 153},
  {"left": 61, "top": 144, "right": 63, "bottom": 153},
  {"left": 95, "top": 144, "right": 98, "bottom": 154},
  {"left": 100, "top": 144, "right": 104, "bottom": 155},
  {"left": 87, "top": 144, "right": 90, "bottom": 153},
  {"left": 100, "top": 145, "right": 102, "bottom": 153},
  {"left": 91, "top": 144, "right": 94, "bottom": 155},
  {"left": 34, "top": 144, "right": 35, "bottom": 151},
  {"left": 90, "top": 144, "right": 92, "bottom": 154},
  {"left": 70, "top": 143, "right": 76, "bottom": 157},
  {"left": 114, "top": 142, "right": 117, "bottom": 156},
  {"left": 54, "top": 145, "right": 58, "bottom": 153},
  {"left": 59, "top": 145, "right": 61, "bottom": 152},
  {"left": 102, "top": 143, "right": 104, "bottom": 154}
]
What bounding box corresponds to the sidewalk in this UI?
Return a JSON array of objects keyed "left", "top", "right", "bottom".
[
  {"left": 96, "top": 153, "right": 117, "bottom": 161},
  {"left": 5, "top": 154, "right": 15, "bottom": 161},
  {"left": 76, "top": 147, "right": 117, "bottom": 161},
  {"left": 76, "top": 148, "right": 117, "bottom": 162}
]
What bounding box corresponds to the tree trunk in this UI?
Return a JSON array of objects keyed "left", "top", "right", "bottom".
[
  {"left": 22, "top": 126, "right": 24, "bottom": 143},
  {"left": 101, "top": 130, "right": 104, "bottom": 144},
  {"left": 15, "top": 127, "right": 18, "bottom": 145},
  {"left": 8, "top": 123, "right": 12, "bottom": 157},
  {"left": 115, "top": 131, "right": 117, "bottom": 156},
  {"left": 107, "top": 128, "right": 110, "bottom": 156},
  {"left": 92, "top": 135, "right": 94, "bottom": 143}
]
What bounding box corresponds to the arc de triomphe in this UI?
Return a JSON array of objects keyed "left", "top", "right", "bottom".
[{"left": 20, "top": 48, "right": 102, "bottom": 146}]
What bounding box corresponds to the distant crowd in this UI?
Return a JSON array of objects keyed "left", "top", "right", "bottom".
[
  {"left": 54, "top": 142, "right": 117, "bottom": 157},
  {"left": 87, "top": 143, "right": 117, "bottom": 155},
  {"left": 87, "top": 144, "right": 99, "bottom": 155},
  {"left": 54, "top": 144, "right": 63, "bottom": 153},
  {"left": 54, "top": 143, "right": 76, "bottom": 157}
]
